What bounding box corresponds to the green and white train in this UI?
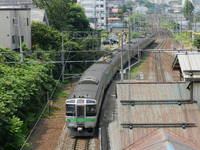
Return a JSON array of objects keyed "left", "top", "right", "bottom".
[{"left": 65, "top": 34, "right": 155, "bottom": 136}]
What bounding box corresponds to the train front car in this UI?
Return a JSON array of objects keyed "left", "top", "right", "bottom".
[
  {"left": 65, "top": 98, "right": 97, "bottom": 136},
  {"left": 65, "top": 64, "right": 109, "bottom": 137}
]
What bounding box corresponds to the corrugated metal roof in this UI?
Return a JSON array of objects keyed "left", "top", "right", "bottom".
[
  {"left": 178, "top": 53, "right": 200, "bottom": 71},
  {"left": 117, "top": 82, "right": 190, "bottom": 101},
  {"left": 124, "top": 129, "right": 198, "bottom": 150},
  {"left": 108, "top": 82, "right": 200, "bottom": 150},
  {"left": 173, "top": 53, "right": 200, "bottom": 81}
]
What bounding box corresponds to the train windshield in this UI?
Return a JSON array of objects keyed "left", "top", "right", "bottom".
[
  {"left": 66, "top": 104, "right": 75, "bottom": 116},
  {"left": 86, "top": 105, "right": 96, "bottom": 116},
  {"left": 77, "top": 105, "right": 85, "bottom": 117}
]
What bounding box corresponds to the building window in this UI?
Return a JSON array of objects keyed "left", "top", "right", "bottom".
[
  {"left": 13, "top": 18, "right": 18, "bottom": 24},
  {"left": 27, "top": 18, "right": 29, "bottom": 26},
  {"left": 101, "top": 17, "right": 104, "bottom": 20},
  {"left": 12, "top": 36, "right": 15, "bottom": 44},
  {"left": 21, "top": 36, "right": 24, "bottom": 42},
  {"left": 100, "top": 5, "right": 104, "bottom": 8}
]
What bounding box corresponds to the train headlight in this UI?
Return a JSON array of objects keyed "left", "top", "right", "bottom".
[{"left": 77, "top": 127, "right": 83, "bottom": 132}]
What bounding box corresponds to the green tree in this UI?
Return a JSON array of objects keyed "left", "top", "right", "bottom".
[
  {"left": 0, "top": 47, "right": 56, "bottom": 150},
  {"left": 33, "top": 0, "right": 90, "bottom": 31},
  {"left": 193, "top": 35, "right": 200, "bottom": 48},
  {"left": 129, "top": 14, "right": 148, "bottom": 30},
  {"left": 182, "top": 0, "right": 194, "bottom": 21},
  {"left": 32, "top": 22, "right": 63, "bottom": 50}
]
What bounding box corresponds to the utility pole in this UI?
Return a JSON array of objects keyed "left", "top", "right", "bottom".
[
  {"left": 61, "top": 33, "right": 65, "bottom": 82},
  {"left": 128, "top": 11, "right": 131, "bottom": 72},
  {"left": 94, "top": 0, "right": 97, "bottom": 30},
  {"left": 17, "top": 16, "right": 23, "bottom": 63},
  {"left": 120, "top": 31, "right": 125, "bottom": 80}
]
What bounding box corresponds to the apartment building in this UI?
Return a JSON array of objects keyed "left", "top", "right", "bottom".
[
  {"left": 0, "top": 0, "right": 32, "bottom": 50},
  {"left": 78, "top": 0, "right": 106, "bottom": 29}
]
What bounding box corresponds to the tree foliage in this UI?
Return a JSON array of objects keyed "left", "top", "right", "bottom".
[
  {"left": 33, "top": 0, "right": 90, "bottom": 31},
  {"left": 0, "top": 48, "right": 56, "bottom": 150},
  {"left": 32, "top": 22, "right": 63, "bottom": 50},
  {"left": 193, "top": 35, "right": 200, "bottom": 49},
  {"left": 129, "top": 14, "right": 148, "bottom": 31},
  {"left": 182, "top": 0, "right": 194, "bottom": 21}
]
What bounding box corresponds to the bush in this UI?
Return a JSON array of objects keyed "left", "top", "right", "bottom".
[{"left": 0, "top": 48, "right": 56, "bottom": 150}]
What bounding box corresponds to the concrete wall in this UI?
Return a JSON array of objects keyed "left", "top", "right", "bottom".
[
  {"left": 0, "top": 9, "right": 31, "bottom": 49},
  {"left": 193, "top": 83, "right": 200, "bottom": 105},
  {"left": 0, "top": 11, "right": 12, "bottom": 49}
]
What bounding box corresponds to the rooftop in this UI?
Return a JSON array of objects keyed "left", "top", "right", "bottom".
[
  {"left": 31, "top": 8, "right": 49, "bottom": 25},
  {"left": 124, "top": 129, "right": 198, "bottom": 150},
  {"left": 192, "top": 0, "right": 200, "bottom": 10},
  {"left": 117, "top": 81, "right": 190, "bottom": 101},
  {"left": 0, "top": 0, "right": 32, "bottom": 9},
  {"left": 109, "top": 82, "right": 200, "bottom": 150},
  {"left": 172, "top": 52, "right": 200, "bottom": 81}
]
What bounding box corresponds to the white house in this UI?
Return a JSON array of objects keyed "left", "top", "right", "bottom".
[
  {"left": 31, "top": 8, "right": 49, "bottom": 25},
  {"left": 0, "top": 0, "right": 32, "bottom": 50}
]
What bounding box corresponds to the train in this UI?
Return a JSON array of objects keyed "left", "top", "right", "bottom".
[{"left": 65, "top": 34, "right": 155, "bottom": 136}]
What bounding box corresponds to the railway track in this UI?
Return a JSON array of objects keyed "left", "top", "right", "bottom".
[
  {"left": 73, "top": 138, "right": 90, "bottom": 150},
  {"left": 56, "top": 128, "right": 94, "bottom": 150},
  {"left": 154, "top": 39, "right": 167, "bottom": 82},
  {"left": 64, "top": 137, "right": 91, "bottom": 150}
]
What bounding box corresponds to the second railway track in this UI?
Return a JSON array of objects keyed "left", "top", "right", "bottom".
[{"left": 154, "top": 39, "right": 168, "bottom": 82}]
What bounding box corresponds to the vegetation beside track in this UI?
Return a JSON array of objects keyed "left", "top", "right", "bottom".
[
  {"left": 130, "top": 55, "right": 148, "bottom": 79},
  {"left": 173, "top": 32, "right": 193, "bottom": 48},
  {"left": 0, "top": 48, "right": 56, "bottom": 150},
  {"left": 0, "top": 8, "right": 103, "bottom": 150}
]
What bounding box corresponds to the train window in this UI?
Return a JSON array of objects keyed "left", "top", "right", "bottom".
[
  {"left": 67, "top": 100, "right": 75, "bottom": 103},
  {"left": 86, "top": 105, "right": 96, "bottom": 116},
  {"left": 66, "top": 104, "right": 75, "bottom": 116},
  {"left": 77, "top": 106, "right": 85, "bottom": 117},
  {"left": 86, "top": 100, "right": 96, "bottom": 104}
]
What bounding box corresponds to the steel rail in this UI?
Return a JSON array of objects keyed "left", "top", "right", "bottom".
[
  {"left": 120, "top": 100, "right": 197, "bottom": 106},
  {"left": 73, "top": 138, "right": 90, "bottom": 150},
  {"left": 121, "top": 123, "right": 196, "bottom": 129}
]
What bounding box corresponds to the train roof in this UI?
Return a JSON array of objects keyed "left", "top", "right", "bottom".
[
  {"left": 79, "top": 63, "right": 109, "bottom": 84},
  {"left": 70, "top": 84, "right": 98, "bottom": 99},
  {"left": 109, "top": 82, "right": 200, "bottom": 150},
  {"left": 71, "top": 63, "right": 110, "bottom": 99}
]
